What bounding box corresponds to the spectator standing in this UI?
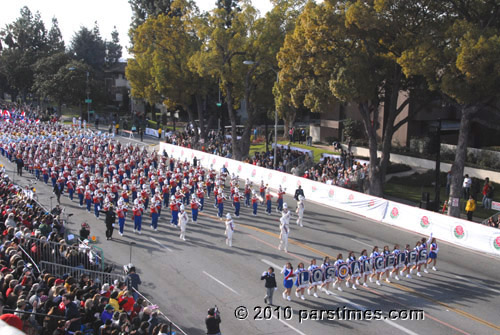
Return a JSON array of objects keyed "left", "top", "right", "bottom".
[
  {"left": 465, "top": 195, "right": 476, "bottom": 221},
  {"left": 482, "top": 178, "right": 492, "bottom": 209},
  {"left": 261, "top": 267, "right": 277, "bottom": 305},
  {"left": 462, "top": 174, "right": 472, "bottom": 200},
  {"left": 125, "top": 267, "right": 142, "bottom": 300},
  {"left": 484, "top": 181, "right": 494, "bottom": 210},
  {"left": 205, "top": 307, "right": 221, "bottom": 335},
  {"left": 101, "top": 204, "right": 116, "bottom": 240},
  {"left": 52, "top": 184, "right": 61, "bottom": 204}
]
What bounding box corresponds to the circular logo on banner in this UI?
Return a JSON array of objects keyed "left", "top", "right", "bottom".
[
  {"left": 420, "top": 216, "right": 430, "bottom": 228},
  {"left": 212, "top": 158, "right": 216, "bottom": 165},
  {"left": 268, "top": 172, "right": 272, "bottom": 180},
  {"left": 337, "top": 264, "right": 349, "bottom": 280},
  {"left": 171, "top": 148, "right": 174, "bottom": 153},
  {"left": 452, "top": 225, "right": 466, "bottom": 240},
  {"left": 491, "top": 235, "right": 500, "bottom": 252},
  {"left": 282, "top": 176, "right": 287, "bottom": 183},
  {"left": 237, "top": 165, "right": 242, "bottom": 173},
  {"left": 390, "top": 207, "right": 399, "bottom": 219},
  {"left": 297, "top": 180, "right": 302, "bottom": 187},
  {"left": 368, "top": 199, "right": 375, "bottom": 207},
  {"left": 311, "top": 186, "right": 317, "bottom": 193},
  {"left": 251, "top": 169, "right": 256, "bottom": 177},
  {"left": 224, "top": 161, "right": 229, "bottom": 168},
  {"left": 328, "top": 189, "right": 335, "bottom": 198},
  {"left": 180, "top": 150, "right": 184, "bottom": 157},
  {"left": 348, "top": 194, "right": 354, "bottom": 202},
  {"left": 191, "top": 153, "right": 194, "bottom": 159}
]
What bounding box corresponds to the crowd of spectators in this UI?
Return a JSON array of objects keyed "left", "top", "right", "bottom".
[
  {"left": 164, "top": 127, "right": 369, "bottom": 193},
  {"left": 0, "top": 168, "right": 172, "bottom": 334}
]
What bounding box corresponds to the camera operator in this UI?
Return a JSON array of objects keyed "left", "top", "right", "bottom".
[{"left": 206, "top": 306, "right": 221, "bottom": 335}]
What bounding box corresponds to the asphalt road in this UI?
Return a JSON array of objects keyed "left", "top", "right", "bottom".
[{"left": 3, "top": 133, "right": 500, "bottom": 335}]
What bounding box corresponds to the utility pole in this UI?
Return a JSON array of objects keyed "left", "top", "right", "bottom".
[{"left": 86, "top": 71, "right": 90, "bottom": 125}]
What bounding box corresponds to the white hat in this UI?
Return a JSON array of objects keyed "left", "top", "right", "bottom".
[
  {"left": 180, "top": 205, "right": 185, "bottom": 211},
  {"left": 283, "top": 203, "right": 288, "bottom": 209},
  {"left": 226, "top": 213, "right": 232, "bottom": 219},
  {"left": 192, "top": 194, "right": 196, "bottom": 199},
  {"left": 171, "top": 195, "right": 175, "bottom": 200}
]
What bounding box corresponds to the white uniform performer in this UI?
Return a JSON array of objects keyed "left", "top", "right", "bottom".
[
  {"left": 225, "top": 213, "right": 235, "bottom": 247},
  {"left": 296, "top": 195, "right": 305, "bottom": 227},
  {"left": 179, "top": 205, "right": 189, "bottom": 241},
  {"left": 279, "top": 203, "right": 290, "bottom": 252}
]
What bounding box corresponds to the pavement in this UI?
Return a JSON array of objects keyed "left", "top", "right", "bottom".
[{"left": 4, "top": 131, "right": 500, "bottom": 335}]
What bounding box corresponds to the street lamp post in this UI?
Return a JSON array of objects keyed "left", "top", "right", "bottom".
[
  {"left": 243, "top": 60, "right": 279, "bottom": 169},
  {"left": 86, "top": 71, "right": 90, "bottom": 125}
]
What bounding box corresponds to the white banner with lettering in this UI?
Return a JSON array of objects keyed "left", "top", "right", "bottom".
[
  {"left": 145, "top": 127, "right": 159, "bottom": 137},
  {"left": 159, "top": 143, "right": 500, "bottom": 255}
]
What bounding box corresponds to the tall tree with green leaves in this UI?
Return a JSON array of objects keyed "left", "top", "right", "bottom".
[
  {"left": 105, "top": 27, "right": 122, "bottom": 66},
  {"left": 70, "top": 23, "right": 107, "bottom": 71},
  {"left": 277, "top": 0, "right": 428, "bottom": 196},
  {"left": 398, "top": 0, "right": 500, "bottom": 217},
  {"left": 129, "top": 0, "right": 176, "bottom": 28},
  {"left": 0, "top": 6, "right": 49, "bottom": 100},
  {"left": 47, "top": 17, "right": 65, "bottom": 54}
]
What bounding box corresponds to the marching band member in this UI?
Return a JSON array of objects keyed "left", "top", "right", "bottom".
[
  {"left": 150, "top": 198, "right": 160, "bottom": 231},
  {"left": 213, "top": 183, "right": 219, "bottom": 208},
  {"left": 277, "top": 185, "right": 285, "bottom": 212},
  {"left": 427, "top": 234, "right": 439, "bottom": 271},
  {"left": 251, "top": 190, "right": 259, "bottom": 216},
  {"left": 278, "top": 213, "right": 289, "bottom": 253},
  {"left": 170, "top": 195, "right": 179, "bottom": 226},
  {"left": 259, "top": 181, "right": 266, "bottom": 205},
  {"left": 93, "top": 190, "right": 101, "bottom": 218},
  {"left": 179, "top": 205, "right": 189, "bottom": 241},
  {"left": 117, "top": 200, "right": 127, "bottom": 236},
  {"left": 162, "top": 182, "right": 170, "bottom": 207},
  {"left": 225, "top": 213, "right": 235, "bottom": 247},
  {"left": 233, "top": 190, "right": 241, "bottom": 218},
  {"left": 196, "top": 183, "right": 205, "bottom": 211},
  {"left": 66, "top": 177, "right": 75, "bottom": 201},
  {"left": 132, "top": 199, "right": 144, "bottom": 234},
  {"left": 141, "top": 184, "right": 150, "bottom": 209},
  {"left": 121, "top": 185, "right": 130, "bottom": 204},
  {"left": 84, "top": 186, "right": 92, "bottom": 212},
  {"left": 294, "top": 263, "right": 307, "bottom": 300},
  {"left": 190, "top": 194, "right": 200, "bottom": 223},
  {"left": 296, "top": 195, "right": 305, "bottom": 227},
  {"left": 217, "top": 189, "right": 226, "bottom": 218},
  {"left": 281, "top": 262, "right": 294, "bottom": 301},
  {"left": 369, "top": 246, "right": 382, "bottom": 286},
  {"left": 358, "top": 249, "right": 370, "bottom": 287},
  {"left": 332, "top": 254, "right": 344, "bottom": 291},
  {"left": 390, "top": 245, "right": 401, "bottom": 281},
  {"left": 346, "top": 251, "right": 358, "bottom": 290},
  {"left": 265, "top": 189, "right": 273, "bottom": 215},
  {"left": 307, "top": 259, "right": 320, "bottom": 297},
  {"left": 320, "top": 256, "right": 333, "bottom": 295},
  {"left": 244, "top": 182, "right": 251, "bottom": 207},
  {"left": 76, "top": 181, "right": 85, "bottom": 207}
]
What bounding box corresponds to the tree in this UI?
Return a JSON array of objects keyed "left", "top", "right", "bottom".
[
  {"left": 129, "top": 0, "right": 176, "bottom": 28},
  {"left": 105, "top": 27, "right": 122, "bottom": 66},
  {"left": 191, "top": 1, "right": 266, "bottom": 160},
  {"left": 398, "top": 0, "right": 500, "bottom": 217},
  {"left": 276, "top": 0, "right": 428, "bottom": 196},
  {"left": 47, "top": 17, "right": 65, "bottom": 54},
  {"left": 0, "top": 6, "right": 50, "bottom": 100},
  {"left": 70, "top": 23, "right": 106, "bottom": 71}
]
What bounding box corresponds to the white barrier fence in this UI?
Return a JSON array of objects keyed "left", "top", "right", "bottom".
[{"left": 159, "top": 143, "right": 500, "bottom": 256}]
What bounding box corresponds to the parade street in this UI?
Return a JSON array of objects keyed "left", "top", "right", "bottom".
[{"left": 2, "top": 134, "right": 499, "bottom": 335}]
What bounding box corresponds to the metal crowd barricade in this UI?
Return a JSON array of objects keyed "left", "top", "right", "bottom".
[
  {"left": 23, "top": 236, "right": 105, "bottom": 272},
  {"left": 132, "top": 287, "right": 188, "bottom": 335},
  {"left": 40, "top": 261, "right": 124, "bottom": 285}
]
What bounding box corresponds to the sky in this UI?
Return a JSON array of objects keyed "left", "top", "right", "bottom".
[{"left": 1, "top": 0, "right": 273, "bottom": 59}]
